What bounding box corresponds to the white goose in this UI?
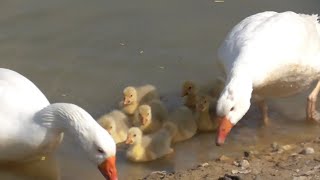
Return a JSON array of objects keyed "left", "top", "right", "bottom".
[
  {"left": 216, "top": 11, "right": 320, "bottom": 145},
  {"left": 0, "top": 68, "right": 118, "bottom": 179}
]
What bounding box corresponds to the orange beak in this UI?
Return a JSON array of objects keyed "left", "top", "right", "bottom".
[
  {"left": 216, "top": 116, "right": 233, "bottom": 146},
  {"left": 98, "top": 156, "right": 118, "bottom": 180},
  {"left": 125, "top": 137, "right": 133, "bottom": 144}
]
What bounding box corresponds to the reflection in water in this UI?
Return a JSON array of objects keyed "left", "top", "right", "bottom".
[
  {"left": 0, "top": 0, "right": 320, "bottom": 179},
  {"left": 0, "top": 156, "right": 60, "bottom": 180}
]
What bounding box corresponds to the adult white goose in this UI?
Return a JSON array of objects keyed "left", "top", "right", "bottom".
[
  {"left": 216, "top": 11, "right": 320, "bottom": 145},
  {"left": 0, "top": 68, "right": 118, "bottom": 179}
]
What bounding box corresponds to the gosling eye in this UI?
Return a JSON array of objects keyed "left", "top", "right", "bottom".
[
  {"left": 130, "top": 94, "right": 133, "bottom": 97},
  {"left": 133, "top": 134, "right": 137, "bottom": 137},
  {"left": 97, "top": 147, "right": 105, "bottom": 154},
  {"left": 230, "top": 107, "right": 235, "bottom": 111},
  {"left": 188, "top": 86, "right": 192, "bottom": 90},
  {"left": 204, "top": 101, "right": 207, "bottom": 103}
]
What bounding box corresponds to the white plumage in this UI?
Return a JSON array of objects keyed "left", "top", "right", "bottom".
[
  {"left": 0, "top": 68, "right": 118, "bottom": 179},
  {"left": 216, "top": 11, "right": 320, "bottom": 145}
]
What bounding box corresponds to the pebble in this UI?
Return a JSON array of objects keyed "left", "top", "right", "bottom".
[
  {"left": 240, "top": 159, "right": 250, "bottom": 169},
  {"left": 300, "top": 147, "right": 315, "bottom": 155},
  {"left": 281, "top": 144, "right": 293, "bottom": 151},
  {"left": 231, "top": 169, "right": 251, "bottom": 174},
  {"left": 198, "top": 162, "right": 209, "bottom": 168},
  {"left": 244, "top": 151, "right": 250, "bottom": 157},
  {"left": 233, "top": 161, "right": 240, "bottom": 167},
  {"left": 218, "top": 155, "right": 232, "bottom": 162},
  {"left": 271, "top": 142, "right": 279, "bottom": 151},
  {"left": 218, "top": 174, "right": 240, "bottom": 180}
]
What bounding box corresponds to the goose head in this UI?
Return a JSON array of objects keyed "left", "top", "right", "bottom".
[
  {"left": 123, "top": 86, "right": 137, "bottom": 105},
  {"left": 37, "top": 103, "right": 118, "bottom": 180},
  {"left": 215, "top": 78, "right": 252, "bottom": 146},
  {"left": 182, "top": 81, "right": 196, "bottom": 97},
  {"left": 125, "top": 127, "right": 142, "bottom": 145},
  {"left": 94, "top": 131, "right": 118, "bottom": 180},
  {"left": 138, "top": 105, "right": 151, "bottom": 126}
]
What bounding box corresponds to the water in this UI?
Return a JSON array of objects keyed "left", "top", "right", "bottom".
[{"left": 0, "top": 0, "right": 320, "bottom": 179}]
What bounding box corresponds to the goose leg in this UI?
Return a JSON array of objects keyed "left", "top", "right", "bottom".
[
  {"left": 257, "top": 100, "right": 269, "bottom": 126},
  {"left": 254, "top": 95, "right": 269, "bottom": 126},
  {"left": 307, "top": 80, "right": 320, "bottom": 122}
]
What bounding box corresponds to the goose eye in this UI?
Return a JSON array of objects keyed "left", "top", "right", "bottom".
[
  {"left": 230, "top": 107, "right": 235, "bottom": 111},
  {"left": 97, "top": 147, "right": 105, "bottom": 154},
  {"left": 188, "top": 86, "right": 192, "bottom": 90}
]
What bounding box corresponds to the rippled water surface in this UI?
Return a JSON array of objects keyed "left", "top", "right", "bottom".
[{"left": 0, "top": 0, "right": 320, "bottom": 179}]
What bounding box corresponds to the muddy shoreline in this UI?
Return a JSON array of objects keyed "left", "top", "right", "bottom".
[{"left": 143, "top": 137, "right": 320, "bottom": 180}]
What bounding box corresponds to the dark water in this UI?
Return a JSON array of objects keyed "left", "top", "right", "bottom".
[{"left": 0, "top": 0, "right": 320, "bottom": 179}]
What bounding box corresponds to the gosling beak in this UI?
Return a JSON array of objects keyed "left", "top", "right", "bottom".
[
  {"left": 216, "top": 116, "right": 234, "bottom": 146},
  {"left": 125, "top": 137, "right": 133, "bottom": 144},
  {"left": 123, "top": 99, "right": 131, "bottom": 105},
  {"left": 98, "top": 156, "right": 118, "bottom": 180},
  {"left": 141, "top": 118, "right": 147, "bottom": 125},
  {"left": 181, "top": 91, "right": 188, "bottom": 97},
  {"left": 197, "top": 105, "right": 205, "bottom": 112}
]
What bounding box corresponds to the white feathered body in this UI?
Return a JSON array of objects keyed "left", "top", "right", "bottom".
[
  {"left": 0, "top": 68, "right": 62, "bottom": 162},
  {"left": 218, "top": 11, "right": 320, "bottom": 97}
]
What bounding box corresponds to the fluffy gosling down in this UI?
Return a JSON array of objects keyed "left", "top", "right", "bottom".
[
  {"left": 125, "top": 123, "right": 175, "bottom": 162},
  {"left": 98, "top": 110, "right": 130, "bottom": 144},
  {"left": 121, "top": 84, "right": 160, "bottom": 115},
  {"left": 135, "top": 100, "right": 169, "bottom": 134},
  {"left": 168, "top": 106, "right": 197, "bottom": 143},
  {"left": 195, "top": 95, "right": 220, "bottom": 132},
  {"left": 181, "top": 78, "right": 225, "bottom": 111}
]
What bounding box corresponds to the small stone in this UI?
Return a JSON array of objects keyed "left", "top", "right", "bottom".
[
  {"left": 231, "top": 169, "right": 239, "bottom": 174},
  {"left": 232, "top": 169, "right": 251, "bottom": 174},
  {"left": 244, "top": 151, "right": 250, "bottom": 157},
  {"left": 240, "top": 159, "right": 250, "bottom": 169},
  {"left": 151, "top": 171, "right": 166, "bottom": 176},
  {"left": 281, "top": 144, "right": 293, "bottom": 151},
  {"left": 217, "top": 155, "right": 232, "bottom": 162},
  {"left": 271, "top": 142, "right": 279, "bottom": 151},
  {"left": 277, "top": 149, "right": 284, "bottom": 154},
  {"left": 139, "top": 50, "right": 144, "bottom": 54},
  {"left": 233, "top": 161, "right": 240, "bottom": 167},
  {"left": 198, "top": 162, "right": 209, "bottom": 168},
  {"left": 300, "top": 147, "right": 315, "bottom": 155},
  {"left": 219, "top": 174, "right": 241, "bottom": 180}
]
